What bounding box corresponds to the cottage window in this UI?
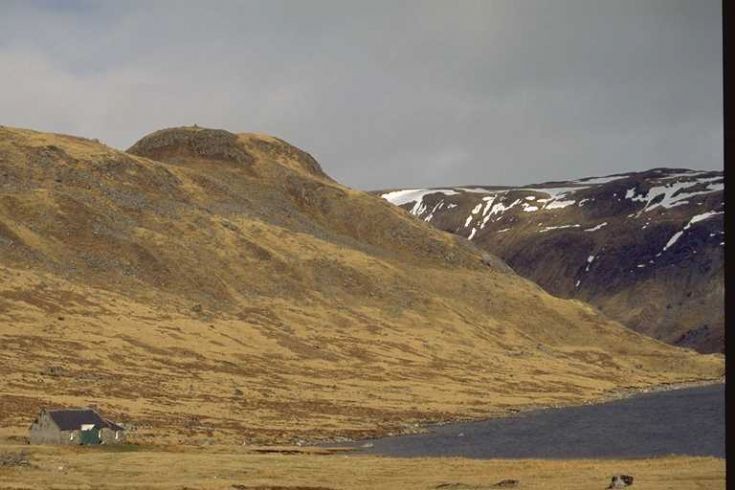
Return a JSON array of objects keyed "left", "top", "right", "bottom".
[
  {"left": 70, "top": 433, "right": 74, "bottom": 441},
  {"left": 115, "top": 431, "right": 119, "bottom": 440}
]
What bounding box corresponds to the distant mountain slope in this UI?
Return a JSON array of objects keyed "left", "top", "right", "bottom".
[
  {"left": 379, "top": 168, "right": 724, "bottom": 353},
  {"left": 0, "top": 127, "right": 722, "bottom": 445}
]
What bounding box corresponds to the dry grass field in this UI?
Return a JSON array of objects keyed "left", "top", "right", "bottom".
[
  {"left": 0, "top": 126, "right": 724, "bottom": 447},
  {"left": 0, "top": 443, "right": 725, "bottom": 489}
]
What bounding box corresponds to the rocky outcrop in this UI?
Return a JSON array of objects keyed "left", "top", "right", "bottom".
[{"left": 127, "top": 126, "right": 254, "bottom": 165}]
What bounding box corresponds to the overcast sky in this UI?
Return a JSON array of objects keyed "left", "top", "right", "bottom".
[{"left": 0, "top": 0, "right": 723, "bottom": 190}]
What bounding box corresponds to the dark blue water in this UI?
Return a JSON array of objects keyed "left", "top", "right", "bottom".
[{"left": 340, "top": 384, "right": 725, "bottom": 459}]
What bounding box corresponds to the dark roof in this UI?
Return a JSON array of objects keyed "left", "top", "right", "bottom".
[
  {"left": 46, "top": 408, "right": 122, "bottom": 431},
  {"left": 104, "top": 419, "right": 124, "bottom": 431}
]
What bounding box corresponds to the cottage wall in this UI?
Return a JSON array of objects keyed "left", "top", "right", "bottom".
[
  {"left": 29, "top": 413, "right": 80, "bottom": 445},
  {"left": 100, "top": 427, "right": 126, "bottom": 445}
]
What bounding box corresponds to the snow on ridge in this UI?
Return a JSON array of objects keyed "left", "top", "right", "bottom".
[
  {"left": 458, "top": 187, "right": 499, "bottom": 194},
  {"left": 573, "top": 174, "right": 628, "bottom": 185},
  {"left": 584, "top": 222, "right": 608, "bottom": 232},
  {"left": 656, "top": 170, "right": 710, "bottom": 180},
  {"left": 690, "top": 210, "right": 724, "bottom": 224},
  {"left": 423, "top": 200, "right": 445, "bottom": 222},
  {"left": 545, "top": 199, "right": 576, "bottom": 209},
  {"left": 628, "top": 180, "right": 723, "bottom": 214},
  {"left": 479, "top": 196, "right": 498, "bottom": 228},
  {"left": 539, "top": 224, "right": 581, "bottom": 233},
  {"left": 662, "top": 231, "right": 684, "bottom": 252},
  {"left": 520, "top": 186, "right": 587, "bottom": 210},
  {"left": 381, "top": 188, "right": 459, "bottom": 207},
  {"left": 695, "top": 175, "right": 724, "bottom": 183},
  {"left": 522, "top": 186, "right": 587, "bottom": 199},
  {"left": 583, "top": 254, "right": 596, "bottom": 273},
  {"left": 487, "top": 199, "right": 521, "bottom": 222}
]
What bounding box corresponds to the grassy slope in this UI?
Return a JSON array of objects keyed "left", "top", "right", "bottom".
[{"left": 0, "top": 126, "right": 723, "bottom": 445}]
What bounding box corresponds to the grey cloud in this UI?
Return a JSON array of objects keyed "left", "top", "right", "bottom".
[{"left": 0, "top": 0, "right": 722, "bottom": 190}]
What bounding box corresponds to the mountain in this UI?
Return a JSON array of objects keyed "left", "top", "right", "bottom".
[
  {"left": 0, "top": 126, "right": 722, "bottom": 445},
  {"left": 378, "top": 168, "right": 724, "bottom": 353}
]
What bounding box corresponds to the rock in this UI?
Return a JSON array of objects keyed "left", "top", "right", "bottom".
[
  {"left": 40, "top": 365, "right": 66, "bottom": 377},
  {"left": 0, "top": 451, "right": 30, "bottom": 467},
  {"left": 221, "top": 219, "right": 240, "bottom": 232},
  {"left": 127, "top": 127, "right": 254, "bottom": 166},
  {"left": 607, "top": 474, "right": 634, "bottom": 488},
  {"left": 492, "top": 480, "right": 519, "bottom": 488}
]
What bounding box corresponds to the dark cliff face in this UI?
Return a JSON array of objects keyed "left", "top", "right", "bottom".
[{"left": 379, "top": 168, "right": 724, "bottom": 353}]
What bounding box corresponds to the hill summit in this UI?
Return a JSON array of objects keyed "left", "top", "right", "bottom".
[
  {"left": 0, "top": 125, "right": 722, "bottom": 445},
  {"left": 128, "top": 126, "right": 329, "bottom": 179}
]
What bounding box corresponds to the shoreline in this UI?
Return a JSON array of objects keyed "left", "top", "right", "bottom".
[{"left": 314, "top": 376, "right": 725, "bottom": 447}]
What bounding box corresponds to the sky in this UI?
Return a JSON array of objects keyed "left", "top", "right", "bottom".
[{"left": 0, "top": 0, "right": 723, "bottom": 190}]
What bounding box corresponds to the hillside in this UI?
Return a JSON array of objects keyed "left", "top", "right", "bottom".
[
  {"left": 0, "top": 126, "right": 723, "bottom": 446},
  {"left": 379, "top": 169, "right": 724, "bottom": 353}
]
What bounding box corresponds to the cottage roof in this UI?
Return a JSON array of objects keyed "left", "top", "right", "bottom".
[{"left": 46, "top": 409, "right": 122, "bottom": 431}]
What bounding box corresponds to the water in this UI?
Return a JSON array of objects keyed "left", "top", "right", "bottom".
[{"left": 340, "top": 384, "right": 724, "bottom": 458}]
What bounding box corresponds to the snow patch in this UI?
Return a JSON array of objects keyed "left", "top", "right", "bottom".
[
  {"left": 659, "top": 210, "right": 723, "bottom": 254},
  {"left": 627, "top": 181, "right": 723, "bottom": 214},
  {"left": 662, "top": 231, "right": 684, "bottom": 252},
  {"left": 574, "top": 174, "right": 628, "bottom": 185},
  {"left": 424, "top": 200, "right": 445, "bottom": 222},
  {"left": 545, "top": 199, "right": 576, "bottom": 209},
  {"left": 689, "top": 210, "right": 723, "bottom": 225},
  {"left": 539, "top": 224, "right": 581, "bottom": 233},
  {"left": 584, "top": 222, "right": 608, "bottom": 232},
  {"left": 381, "top": 188, "right": 459, "bottom": 207}
]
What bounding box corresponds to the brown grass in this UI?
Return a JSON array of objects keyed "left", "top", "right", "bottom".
[{"left": 0, "top": 443, "right": 725, "bottom": 490}]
